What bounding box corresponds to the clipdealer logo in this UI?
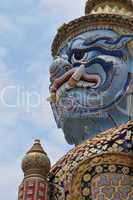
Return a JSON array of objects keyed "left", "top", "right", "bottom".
[
  {"left": 0, "top": 85, "right": 132, "bottom": 117},
  {"left": 59, "top": 89, "right": 133, "bottom": 117},
  {"left": 0, "top": 85, "right": 46, "bottom": 112}
]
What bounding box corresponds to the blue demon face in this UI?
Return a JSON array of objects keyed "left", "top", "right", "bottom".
[{"left": 49, "top": 30, "right": 133, "bottom": 145}]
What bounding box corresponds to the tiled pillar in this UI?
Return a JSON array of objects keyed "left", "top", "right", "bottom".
[{"left": 19, "top": 177, "right": 48, "bottom": 200}]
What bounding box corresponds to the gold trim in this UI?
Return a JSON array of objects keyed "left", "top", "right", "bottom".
[{"left": 85, "top": 0, "right": 133, "bottom": 15}]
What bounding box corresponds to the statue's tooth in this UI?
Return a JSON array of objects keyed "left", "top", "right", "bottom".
[
  {"left": 68, "top": 65, "right": 85, "bottom": 88},
  {"left": 77, "top": 81, "right": 84, "bottom": 87},
  {"left": 81, "top": 81, "right": 84, "bottom": 86},
  {"left": 87, "top": 82, "right": 95, "bottom": 87},
  {"left": 82, "top": 82, "right": 87, "bottom": 87},
  {"left": 72, "top": 64, "right": 85, "bottom": 81},
  {"left": 76, "top": 81, "right": 96, "bottom": 88},
  {"left": 84, "top": 82, "right": 88, "bottom": 87},
  {"left": 86, "top": 82, "right": 90, "bottom": 87},
  {"left": 77, "top": 82, "right": 81, "bottom": 87},
  {"left": 79, "top": 81, "right": 84, "bottom": 86}
]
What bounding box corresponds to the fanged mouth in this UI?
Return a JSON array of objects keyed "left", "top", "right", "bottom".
[
  {"left": 48, "top": 65, "right": 102, "bottom": 103},
  {"left": 56, "top": 80, "right": 98, "bottom": 98}
]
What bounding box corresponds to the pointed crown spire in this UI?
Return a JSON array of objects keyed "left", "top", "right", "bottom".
[
  {"left": 22, "top": 139, "right": 51, "bottom": 179},
  {"left": 85, "top": 0, "right": 133, "bottom": 16}
]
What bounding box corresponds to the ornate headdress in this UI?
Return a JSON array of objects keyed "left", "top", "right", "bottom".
[{"left": 52, "top": 0, "right": 133, "bottom": 57}]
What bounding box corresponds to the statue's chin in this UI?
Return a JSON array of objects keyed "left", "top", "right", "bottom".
[
  {"left": 55, "top": 79, "right": 131, "bottom": 145},
  {"left": 60, "top": 96, "right": 131, "bottom": 146}
]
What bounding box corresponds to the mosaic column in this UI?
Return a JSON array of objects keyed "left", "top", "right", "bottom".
[{"left": 18, "top": 140, "right": 51, "bottom": 200}]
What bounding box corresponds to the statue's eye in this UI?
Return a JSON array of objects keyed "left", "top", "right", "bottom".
[{"left": 71, "top": 51, "right": 88, "bottom": 63}]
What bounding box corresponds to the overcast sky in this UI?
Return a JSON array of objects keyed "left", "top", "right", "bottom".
[{"left": 0, "top": 0, "right": 87, "bottom": 199}]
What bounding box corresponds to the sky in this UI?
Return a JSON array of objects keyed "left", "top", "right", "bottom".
[{"left": 0, "top": 0, "right": 87, "bottom": 199}]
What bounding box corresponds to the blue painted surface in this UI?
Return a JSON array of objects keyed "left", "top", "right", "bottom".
[{"left": 49, "top": 30, "right": 133, "bottom": 145}]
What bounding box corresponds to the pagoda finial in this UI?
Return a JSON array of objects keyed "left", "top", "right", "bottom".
[
  {"left": 26, "top": 139, "right": 46, "bottom": 155},
  {"left": 85, "top": 0, "right": 133, "bottom": 16},
  {"left": 22, "top": 139, "right": 50, "bottom": 178},
  {"left": 18, "top": 139, "right": 51, "bottom": 200}
]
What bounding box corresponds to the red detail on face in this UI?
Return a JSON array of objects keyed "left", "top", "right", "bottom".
[{"left": 50, "top": 67, "right": 101, "bottom": 92}]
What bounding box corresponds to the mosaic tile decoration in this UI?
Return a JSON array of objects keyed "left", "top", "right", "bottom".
[
  {"left": 48, "top": 121, "right": 133, "bottom": 199},
  {"left": 81, "top": 164, "right": 133, "bottom": 200},
  {"left": 48, "top": 183, "right": 65, "bottom": 200},
  {"left": 19, "top": 177, "right": 48, "bottom": 200},
  {"left": 91, "top": 174, "right": 133, "bottom": 200}
]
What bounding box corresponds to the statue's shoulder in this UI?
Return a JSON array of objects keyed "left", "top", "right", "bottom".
[{"left": 48, "top": 121, "right": 133, "bottom": 200}]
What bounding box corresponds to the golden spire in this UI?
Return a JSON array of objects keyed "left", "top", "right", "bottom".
[
  {"left": 27, "top": 139, "right": 46, "bottom": 154},
  {"left": 21, "top": 139, "right": 51, "bottom": 179},
  {"left": 85, "top": 0, "right": 133, "bottom": 16}
]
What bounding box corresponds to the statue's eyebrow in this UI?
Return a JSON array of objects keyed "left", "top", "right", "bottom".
[
  {"left": 83, "top": 36, "right": 113, "bottom": 46},
  {"left": 68, "top": 37, "right": 85, "bottom": 50},
  {"left": 68, "top": 48, "right": 88, "bottom": 59},
  {"left": 71, "top": 48, "right": 87, "bottom": 53}
]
